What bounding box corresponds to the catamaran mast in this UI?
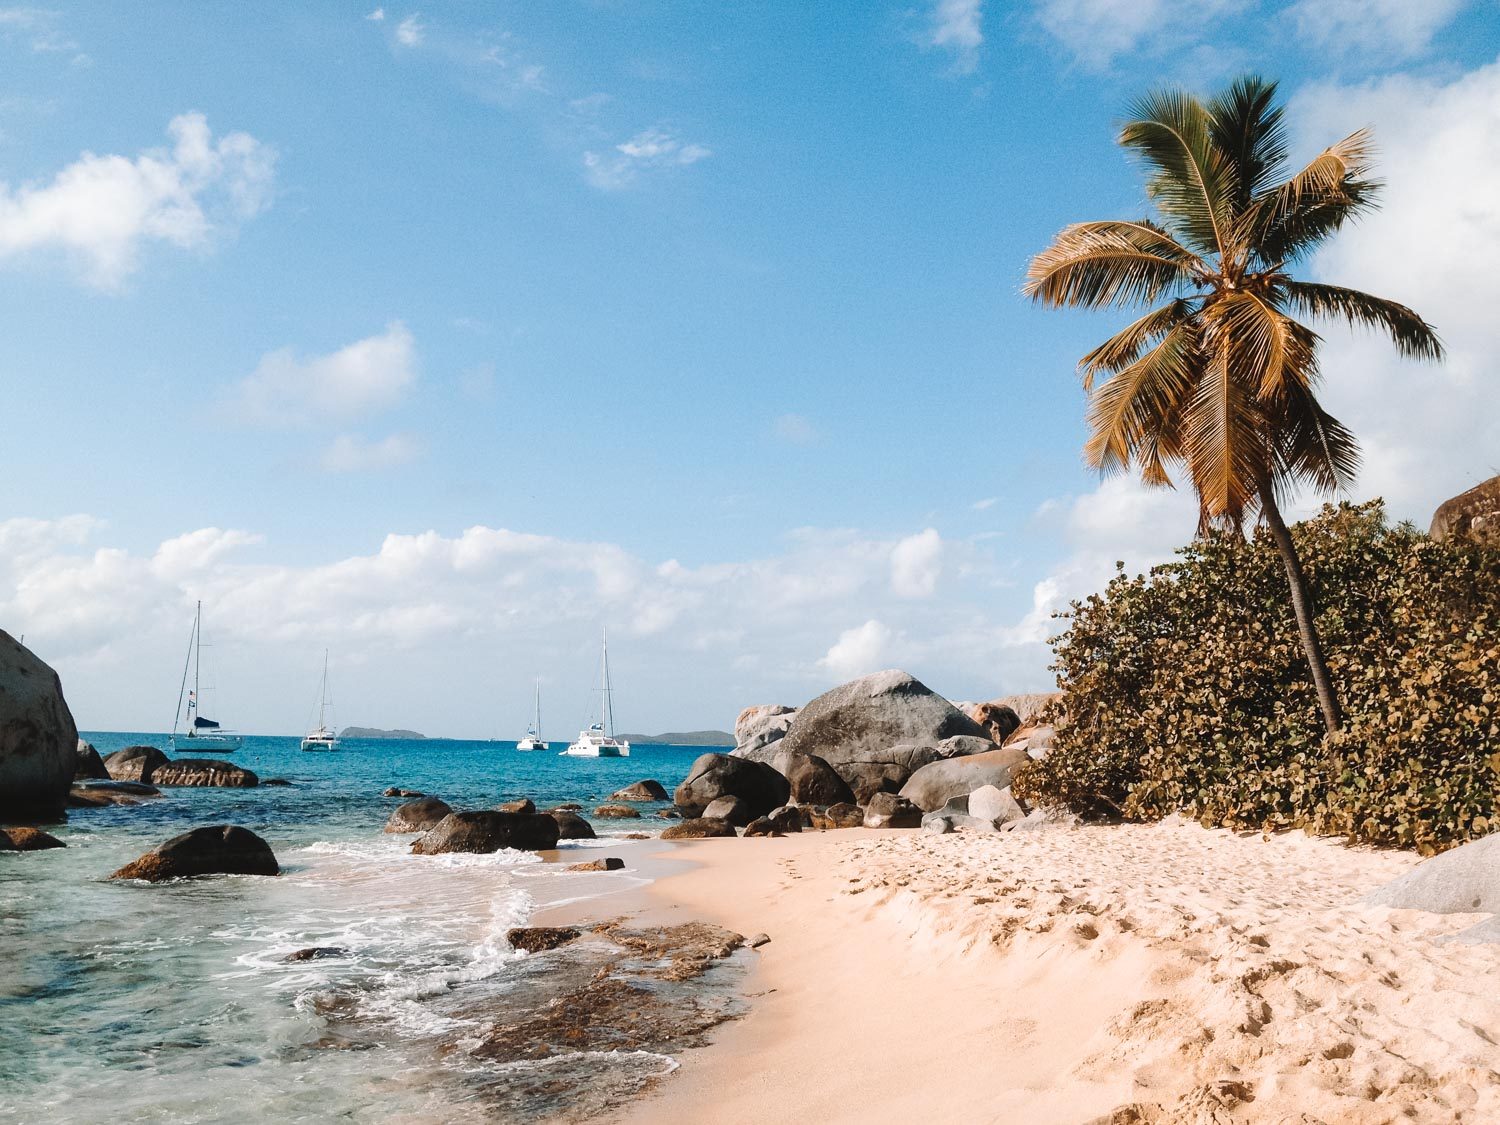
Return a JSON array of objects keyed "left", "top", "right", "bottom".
[
  {"left": 319, "top": 649, "right": 330, "bottom": 728},
  {"left": 193, "top": 600, "right": 202, "bottom": 725},
  {"left": 601, "top": 629, "right": 614, "bottom": 737},
  {"left": 534, "top": 681, "right": 542, "bottom": 740}
]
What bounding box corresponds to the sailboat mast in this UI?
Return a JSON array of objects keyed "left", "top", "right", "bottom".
[
  {"left": 172, "top": 608, "right": 195, "bottom": 738},
  {"left": 601, "top": 630, "right": 614, "bottom": 737},
  {"left": 193, "top": 600, "right": 202, "bottom": 716},
  {"left": 320, "top": 649, "right": 330, "bottom": 728},
  {"left": 534, "top": 681, "right": 542, "bottom": 740}
]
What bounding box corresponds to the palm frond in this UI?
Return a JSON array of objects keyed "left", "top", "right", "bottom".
[
  {"left": 1202, "top": 290, "right": 1319, "bottom": 401},
  {"left": 1274, "top": 383, "right": 1361, "bottom": 496},
  {"left": 1280, "top": 280, "right": 1444, "bottom": 360},
  {"left": 1245, "top": 131, "right": 1380, "bottom": 261},
  {"left": 1024, "top": 221, "right": 1201, "bottom": 309},
  {"left": 1078, "top": 298, "right": 1197, "bottom": 388},
  {"left": 1182, "top": 341, "right": 1269, "bottom": 523},
  {"left": 1206, "top": 75, "right": 1288, "bottom": 207},
  {"left": 1119, "top": 89, "right": 1238, "bottom": 261},
  {"left": 1082, "top": 321, "right": 1200, "bottom": 476}
]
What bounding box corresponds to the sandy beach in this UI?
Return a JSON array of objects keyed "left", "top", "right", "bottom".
[{"left": 609, "top": 821, "right": 1500, "bottom": 1124}]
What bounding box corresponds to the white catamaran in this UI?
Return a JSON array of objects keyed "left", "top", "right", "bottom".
[
  {"left": 562, "top": 632, "right": 631, "bottom": 758},
  {"left": 301, "top": 650, "right": 340, "bottom": 751},
  {"left": 170, "top": 600, "right": 243, "bottom": 754},
  {"left": 516, "top": 682, "right": 548, "bottom": 751}
]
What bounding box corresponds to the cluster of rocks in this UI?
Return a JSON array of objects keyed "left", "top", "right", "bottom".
[{"left": 657, "top": 670, "right": 1059, "bottom": 839}]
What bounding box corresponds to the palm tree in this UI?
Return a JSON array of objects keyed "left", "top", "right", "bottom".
[{"left": 1024, "top": 76, "right": 1442, "bottom": 734}]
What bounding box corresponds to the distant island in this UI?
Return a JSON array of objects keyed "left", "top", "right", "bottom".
[
  {"left": 615, "top": 729, "right": 734, "bottom": 746},
  {"left": 339, "top": 726, "right": 427, "bottom": 740}
]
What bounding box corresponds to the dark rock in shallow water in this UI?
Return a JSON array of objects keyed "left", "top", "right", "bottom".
[
  {"left": 863, "top": 792, "right": 922, "bottom": 828},
  {"left": 507, "top": 926, "right": 581, "bottom": 953},
  {"left": 383, "top": 796, "right": 452, "bottom": 834},
  {"left": 656, "top": 808, "right": 682, "bottom": 819},
  {"left": 548, "top": 810, "right": 597, "bottom": 840},
  {"left": 411, "top": 811, "right": 560, "bottom": 855},
  {"left": 75, "top": 739, "right": 109, "bottom": 781},
  {"left": 623, "top": 832, "right": 650, "bottom": 840},
  {"left": 674, "top": 753, "right": 789, "bottom": 818},
  {"left": 153, "top": 759, "right": 259, "bottom": 788},
  {"left": 284, "top": 946, "right": 348, "bottom": 962},
  {"left": 103, "top": 745, "right": 169, "bottom": 784},
  {"left": 701, "top": 795, "right": 752, "bottom": 827},
  {"left": 1, "top": 827, "right": 65, "bottom": 850},
  {"left": 496, "top": 798, "right": 536, "bottom": 814},
  {"left": 568, "top": 857, "right": 626, "bottom": 872},
  {"left": 111, "top": 825, "right": 280, "bottom": 882},
  {"left": 263, "top": 778, "right": 292, "bottom": 787},
  {"left": 382, "top": 786, "right": 424, "bottom": 798},
  {"left": 609, "top": 779, "right": 669, "bottom": 802},
  {"left": 68, "top": 780, "right": 162, "bottom": 807},
  {"left": 0, "top": 630, "right": 77, "bottom": 822},
  {"left": 660, "top": 817, "right": 736, "bottom": 840},
  {"left": 552, "top": 802, "right": 583, "bottom": 811},
  {"left": 592, "top": 804, "right": 642, "bottom": 819}
]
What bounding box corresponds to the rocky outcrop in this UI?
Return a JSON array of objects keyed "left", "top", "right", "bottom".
[
  {"left": 768, "top": 804, "right": 814, "bottom": 828},
  {"left": 1004, "top": 723, "right": 1057, "bottom": 760},
  {"left": 1, "top": 826, "right": 66, "bottom": 850},
  {"left": 744, "top": 806, "right": 804, "bottom": 836},
  {"left": 733, "top": 704, "right": 797, "bottom": 758},
  {"left": 978, "top": 692, "right": 1061, "bottom": 728},
  {"left": 382, "top": 787, "right": 424, "bottom": 798},
  {"left": 968, "top": 784, "right": 1027, "bottom": 827},
  {"left": 153, "top": 759, "right": 259, "bottom": 788},
  {"left": 674, "top": 753, "right": 790, "bottom": 818},
  {"left": 111, "top": 825, "right": 280, "bottom": 882},
  {"left": 568, "top": 857, "right": 625, "bottom": 872},
  {"left": 809, "top": 803, "right": 865, "bottom": 829},
  {"left": 410, "top": 811, "right": 561, "bottom": 855},
  {"left": 497, "top": 798, "right": 536, "bottom": 814},
  {"left": 592, "top": 804, "right": 642, "bottom": 819},
  {"left": 898, "top": 746, "right": 1031, "bottom": 812},
  {"left": 970, "top": 701, "right": 1021, "bottom": 744},
  {"left": 507, "top": 926, "right": 581, "bottom": 953},
  {"left": 863, "top": 792, "right": 921, "bottom": 829},
  {"left": 75, "top": 739, "right": 109, "bottom": 781},
  {"left": 0, "top": 631, "right": 78, "bottom": 821},
  {"left": 1430, "top": 475, "right": 1500, "bottom": 545},
  {"left": 609, "top": 779, "right": 669, "bottom": 802},
  {"left": 838, "top": 761, "right": 915, "bottom": 803},
  {"left": 701, "top": 795, "right": 753, "bottom": 827},
  {"left": 660, "top": 817, "right": 737, "bottom": 840},
  {"left": 104, "top": 746, "right": 169, "bottom": 784},
  {"left": 383, "top": 796, "right": 453, "bottom": 833},
  {"left": 773, "top": 750, "right": 855, "bottom": 806},
  {"left": 548, "top": 810, "right": 597, "bottom": 840}
]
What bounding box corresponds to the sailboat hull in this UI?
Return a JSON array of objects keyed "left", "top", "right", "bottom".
[
  {"left": 515, "top": 738, "right": 549, "bottom": 751},
  {"left": 170, "top": 735, "right": 242, "bottom": 754},
  {"left": 300, "top": 738, "right": 340, "bottom": 751}
]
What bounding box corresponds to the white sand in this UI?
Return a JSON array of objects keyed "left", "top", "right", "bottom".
[{"left": 610, "top": 820, "right": 1500, "bottom": 1123}]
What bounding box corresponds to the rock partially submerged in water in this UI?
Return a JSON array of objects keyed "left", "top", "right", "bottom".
[
  {"left": 0, "top": 630, "right": 78, "bottom": 822},
  {"left": 411, "top": 811, "right": 560, "bottom": 854},
  {"left": 384, "top": 796, "right": 452, "bottom": 833},
  {"left": 609, "top": 779, "right": 669, "bottom": 802},
  {"left": 284, "top": 946, "right": 348, "bottom": 962},
  {"left": 660, "top": 817, "right": 737, "bottom": 840},
  {"left": 382, "top": 787, "right": 424, "bottom": 798},
  {"left": 673, "top": 753, "right": 789, "bottom": 819},
  {"left": 508, "top": 926, "right": 582, "bottom": 953},
  {"left": 1, "top": 826, "right": 66, "bottom": 850},
  {"left": 548, "top": 809, "right": 597, "bottom": 840},
  {"left": 111, "top": 825, "right": 280, "bottom": 882},
  {"left": 863, "top": 792, "right": 922, "bottom": 829},
  {"left": 75, "top": 739, "right": 109, "bottom": 781},
  {"left": 104, "top": 745, "right": 169, "bottom": 784},
  {"left": 68, "top": 780, "right": 162, "bottom": 807},
  {"left": 569, "top": 857, "right": 625, "bottom": 872},
  {"left": 263, "top": 777, "right": 292, "bottom": 787},
  {"left": 496, "top": 798, "right": 536, "bottom": 814},
  {"left": 153, "top": 758, "right": 259, "bottom": 788},
  {"left": 593, "top": 804, "right": 642, "bottom": 819}
]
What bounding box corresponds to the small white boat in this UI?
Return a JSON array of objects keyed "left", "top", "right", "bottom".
[
  {"left": 170, "top": 600, "right": 243, "bottom": 754},
  {"left": 561, "top": 631, "right": 631, "bottom": 758},
  {"left": 301, "top": 650, "right": 341, "bottom": 752},
  {"left": 516, "top": 682, "right": 548, "bottom": 751}
]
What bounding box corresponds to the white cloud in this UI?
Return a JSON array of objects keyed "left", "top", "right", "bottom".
[
  {"left": 1034, "top": 0, "right": 1244, "bottom": 68},
  {"left": 1293, "top": 59, "right": 1500, "bottom": 521},
  {"left": 230, "top": 322, "right": 417, "bottom": 426},
  {"left": 583, "top": 129, "right": 712, "bottom": 191},
  {"left": 972, "top": 496, "right": 998, "bottom": 511},
  {"left": 1286, "top": 0, "right": 1465, "bottom": 59},
  {"left": 0, "top": 113, "right": 275, "bottom": 288},
  {"left": 926, "top": 0, "right": 984, "bottom": 73},
  {"left": 891, "top": 528, "right": 943, "bottom": 597},
  {"left": 320, "top": 433, "right": 421, "bottom": 473},
  {"left": 0, "top": 7, "right": 76, "bottom": 54},
  {"left": 821, "top": 620, "right": 895, "bottom": 680},
  {"left": 152, "top": 528, "right": 263, "bottom": 579},
  {"left": 773, "top": 412, "right": 817, "bottom": 444},
  {"left": 396, "top": 13, "right": 424, "bottom": 47},
  {"left": 366, "top": 7, "right": 385, "bottom": 21}
]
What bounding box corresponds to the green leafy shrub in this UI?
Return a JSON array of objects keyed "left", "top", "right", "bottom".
[{"left": 1012, "top": 501, "right": 1500, "bottom": 853}]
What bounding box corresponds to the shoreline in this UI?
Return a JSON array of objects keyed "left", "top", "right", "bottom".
[{"left": 580, "top": 821, "right": 1500, "bottom": 1124}]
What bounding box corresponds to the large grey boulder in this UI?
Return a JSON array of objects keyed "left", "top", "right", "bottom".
[
  {"left": 733, "top": 704, "right": 797, "bottom": 758},
  {"left": 153, "top": 759, "right": 259, "bottom": 788},
  {"left": 760, "top": 673, "right": 987, "bottom": 781},
  {"left": 1430, "top": 474, "right": 1500, "bottom": 545},
  {"left": 547, "top": 809, "right": 597, "bottom": 840},
  {"left": 411, "top": 811, "right": 560, "bottom": 855},
  {"left": 111, "top": 825, "right": 279, "bottom": 882},
  {"left": 899, "top": 746, "right": 1032, "bottom": 812},
  {"left": 702, "top": 795, "right": 754, "bottom": 827},
  {"left": 75, "top": 739, "right": 109, "bottom": 781},
  {"left": 1364, "top": 832, "right": 1500, "bottom": 915},
  {"left": 674, "top": 753, "right": 790, "bottom": 818},
  {"left": 772, "top": 750, "right": 855, "bottom": 806},
  {"left": 968, "top": 784, "right": 1026, "bottom": 827},
  {"left": 609, "top": 779, "right": 669, "bottom": 802},
  {"left": 384, "top": 796, "right": 452, "bottom": 833},
  {"left": 104, "top": 746, "right": 169, "bottom": 784},
  {"left": 981, "top": 693, "right": 1061, "bottom": 727},
  {"left": 0, "top": 631, "right": 78, "bottom": 821},
  {"left": 863, "top": 792, "right": 922, "bottom": 829},
  {"left": 839, "top": 761, "right": 915, "bottom": 804}
]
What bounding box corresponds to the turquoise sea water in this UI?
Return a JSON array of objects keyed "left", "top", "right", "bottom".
[{"left": 0, "top": 733, "right": 711, "bottom": 1123}]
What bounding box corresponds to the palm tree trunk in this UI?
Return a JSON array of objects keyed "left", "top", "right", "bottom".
[{"left": 1258, "top": 483, "right": 1343, "bottom": 734}]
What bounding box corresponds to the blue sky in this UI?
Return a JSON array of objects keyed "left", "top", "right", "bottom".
[{"left": 2, "top": 2, "right": 1498, "bottom": 736}]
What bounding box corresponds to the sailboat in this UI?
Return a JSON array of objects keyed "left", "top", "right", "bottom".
[
  {"left": 170, "top": 600, "right": 243, "bottom": 754},
  {"left": 516, "top": 682, "right": 548, "bottom": 751},
  {"left": 562, "top": 631, "right": 631, "bottom": 758},
  {"left": 301, "top": 650, "right": 340, "bottom": 751}
]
